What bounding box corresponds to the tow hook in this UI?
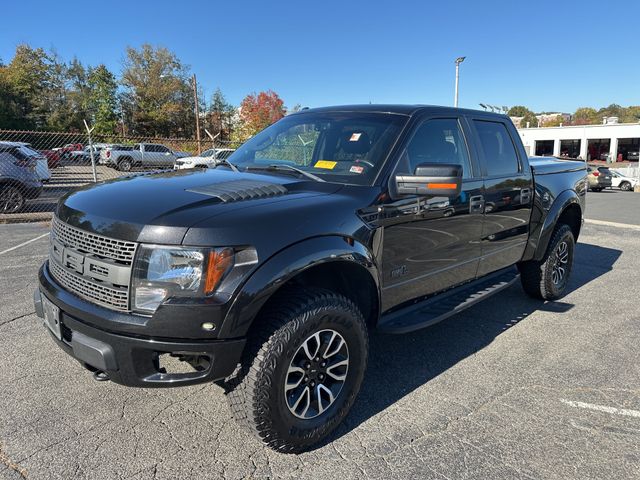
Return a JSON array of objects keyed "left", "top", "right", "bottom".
[{"left": 92, "top": 370, "right": 110, "bottom": 382}]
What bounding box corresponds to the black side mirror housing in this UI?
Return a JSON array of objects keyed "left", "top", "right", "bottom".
[{"left": 395, "top": 163, "right": 463, "bottom": 197}]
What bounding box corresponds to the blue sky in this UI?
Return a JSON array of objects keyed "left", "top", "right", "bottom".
[{"left": 1, "top": 0, "right": 639, "bottom": 113}]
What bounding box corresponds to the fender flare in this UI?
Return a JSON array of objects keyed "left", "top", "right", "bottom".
[
  {"left": 217, "top": 236, "right": 380, "bottom": 339},
  {"left": 528, "top": 189, "right": 582, "bottom": 262}
]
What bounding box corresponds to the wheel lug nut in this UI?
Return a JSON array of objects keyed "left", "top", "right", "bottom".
[
  {"left": 319, "top": 374, "right": 324, "bottom": 380},
  {"left": 320, "top": 362, "right": 326, "bottom": 368},
  {"left": 310, "top": 381, "right": 315, "bottom": 387},
  {"left": 315, "top": 357, "right": 320, "bottom": 362},
  {"left": 305, "top": 363, "right": 311, "bottom": 369},
  {"left": 304, "top": 376, "right": 309, "bottom": 382}
]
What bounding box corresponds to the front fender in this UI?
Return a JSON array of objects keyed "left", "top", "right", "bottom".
[
  {"left": 217, "top": 236, "right": 379, "bottom": 339},
  {"left": 524, "top": 189, "right": 582, "bottom": 262}
]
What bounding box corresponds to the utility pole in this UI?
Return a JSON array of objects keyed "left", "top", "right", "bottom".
[
  {"left": 192, "top": 74, "right": 201, "bottom": 154},
  {"left": 454, "top": 57, "right": 466, "bottom": 108}
]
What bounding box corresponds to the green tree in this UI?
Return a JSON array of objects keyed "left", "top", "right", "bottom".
[
  {"left": 208, "top": 87, "right": 234, "bottom": 140},
  {"left": 572, "top": 107, "right": 598, "bottom": 125},
  {"left": 520, "top": 112, "right": 538, "bottom": 128},
  {"left": 120, "top": 44, "right": 195, "bottom": 137},
  {"left": 88, "top": 65, "right": 118, "bottom": 134},
  {"left": 507, "top": 106, "right": 533, "bottom": 117},
  {"left": 1, "top": 45, "right": 53, "bottom": 129},
  {"left": 620, "top": 106, "right": 640, "bottom": 123}
]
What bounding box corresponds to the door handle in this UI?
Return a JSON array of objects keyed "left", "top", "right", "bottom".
[
  {"left": 469, "top": 195, "right": 485, "bottom": 214},
  {"left": 520, "top": 188, "right": 532, "bottom": 205}
]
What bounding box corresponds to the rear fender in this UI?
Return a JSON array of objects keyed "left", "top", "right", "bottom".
[
  {"left": 217, "top": 236, "right": 379, "bottom": 339},
  {"left": 523, "top": 189, "right": 582, "bottom": 262}
]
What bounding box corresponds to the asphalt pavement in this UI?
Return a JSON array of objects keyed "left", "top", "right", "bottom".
[
  {"left": 0, "top": 206, "right": 639, "bottom": 479},
  {"left": 584, "top": 189, "right": 640, "bottom": 226}
]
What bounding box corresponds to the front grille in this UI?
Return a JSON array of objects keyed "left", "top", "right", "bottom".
[
  {"left": 52, "top": 216, "right": 137, "bottom": 265},
  {"left": 50, "top": 260, "right": 130, "bottom": 311},
  {"left": 49, "top": 216, "right": 137, "bottom": 312}
]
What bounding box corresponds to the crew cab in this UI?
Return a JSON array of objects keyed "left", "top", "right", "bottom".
[
  {"left": 100, "top": 143, "right": 180, "bottom": 171},
  {"left": 34, "top": 105, "right": 586, "bottom": 453}
]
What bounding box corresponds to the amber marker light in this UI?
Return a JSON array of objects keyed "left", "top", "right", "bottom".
[
  {"left": 204, "top": 248, "right": 235, "bottom": 294},
  {"left": 427, "top": 183, "right": 457, "bottom": 189}
]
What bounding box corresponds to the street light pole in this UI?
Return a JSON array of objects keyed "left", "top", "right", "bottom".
[
  {"left": 454, "top": 56, "right": 466, "bottom": 108},
  {"left": 192, "top": 74, "right": 201, "bottom": 154}
]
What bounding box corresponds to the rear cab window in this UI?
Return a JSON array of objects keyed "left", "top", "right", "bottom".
[{"left": 473, "top": 120, "right": 521, "bottom": 177}]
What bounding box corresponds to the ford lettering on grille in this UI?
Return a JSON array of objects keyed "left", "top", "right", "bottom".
[{"left": 48, "top": 217, "right": 137, "bottom": 312}]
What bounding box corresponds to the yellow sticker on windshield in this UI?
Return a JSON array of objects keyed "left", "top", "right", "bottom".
[{"left": 315, "top": 160, "right": 337, "bottom": 169}]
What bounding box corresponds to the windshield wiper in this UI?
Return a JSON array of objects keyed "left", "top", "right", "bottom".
[
  {"left": 246, "top": 164, "right": 325, "bottom": 182},
  {"left": 213, "top": 159, "right": 239, "bottom": 172}
]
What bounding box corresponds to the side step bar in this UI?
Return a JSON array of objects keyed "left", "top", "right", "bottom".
[{"left": 378, "top": 267, "right": 520, "bottom": 334}]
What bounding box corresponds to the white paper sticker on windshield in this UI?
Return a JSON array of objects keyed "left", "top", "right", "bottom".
[{"left": 349, "top": 133, "right": 362, "bottom": 142}]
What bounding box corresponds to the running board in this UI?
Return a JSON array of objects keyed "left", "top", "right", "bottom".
[{"left": 378, "top": 267, "right": 520, "bottom": 334}]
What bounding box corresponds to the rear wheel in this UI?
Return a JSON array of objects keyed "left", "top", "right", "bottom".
[
  {"left": 0, "top": 185, "right": 26, "bottom": 213},
  {"left": 118, "top": 157, "right": 133, "bottom": 172},
  {"left": 519, "top": 224, "right": 575, "bottom": 300},
  {"left": 620, "top": 181, "right": 632, "bottom": 191},
  {"left": 225, "top": 287, "right": 368, "bottom": 453}
]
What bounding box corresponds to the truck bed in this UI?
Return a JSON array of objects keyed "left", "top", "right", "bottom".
[{"left": 529, "top": 156, "right": 586, "bottom": 175}]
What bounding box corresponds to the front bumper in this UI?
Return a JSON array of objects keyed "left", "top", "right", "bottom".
[{"left": 35, "top": 264, "right": 245, "bottom": 388}]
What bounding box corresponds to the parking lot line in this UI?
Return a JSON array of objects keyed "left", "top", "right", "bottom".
[
  {"left": 0, "top": 233, "right": 49, "bottom": 256},
  {"left": 584, "top": 219, "right": 640, "bottom": 231},
  {"left": 560, "top": 399, "right": 640, "bottom": 418}
]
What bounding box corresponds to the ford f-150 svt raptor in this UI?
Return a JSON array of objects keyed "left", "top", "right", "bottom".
[{"left": 34, "top": 105, "right": 587, "bottom": 452}]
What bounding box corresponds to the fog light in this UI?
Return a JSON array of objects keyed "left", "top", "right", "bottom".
[{"left": 202, "top": 322, "right": 216, "bottom": 331}]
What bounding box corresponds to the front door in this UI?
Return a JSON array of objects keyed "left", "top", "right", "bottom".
[{"left": 379, "top": 117, "right": 485, "bottom": 312}]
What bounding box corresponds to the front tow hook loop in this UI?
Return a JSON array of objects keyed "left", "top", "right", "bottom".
[{"left": 93, "top": 370, "right": 110, "bottom": 382}]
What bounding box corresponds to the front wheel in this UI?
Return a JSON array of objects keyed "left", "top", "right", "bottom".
[
  {"left": 620, "top": 181, "right": 632, "bottom": 191},
  {"left": 519, "top": 224, "right": 575, "bottom": 300},
  {"left": 225, "top": 287, "right": 368, "bottom": 453},
  {"left": 0, "top": 185, "right": 26, "bottom": 213}
]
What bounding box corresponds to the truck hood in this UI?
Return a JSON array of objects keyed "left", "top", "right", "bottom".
[{"left": 57, "top": 168, "right": 342, "bottom": 244}]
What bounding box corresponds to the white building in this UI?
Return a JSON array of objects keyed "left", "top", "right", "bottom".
[{"left": 517, "top": 121, "right": 640, "bottom": 162}]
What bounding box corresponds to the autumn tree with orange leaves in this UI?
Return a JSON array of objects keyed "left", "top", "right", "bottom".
[{"left": 233, "top": 90, "right": 286, "bottom": 142}]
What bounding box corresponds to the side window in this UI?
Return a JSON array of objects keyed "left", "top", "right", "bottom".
[
  {"left": 402, "top": 118, "right": 472, "bottom": 179},
  {"left": 473, "top": 120, "right": 520, "bottom": 176}
]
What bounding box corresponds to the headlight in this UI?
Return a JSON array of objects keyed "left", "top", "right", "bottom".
[{"left": 132, "top": 245, "right": 234, "bottom": 313}]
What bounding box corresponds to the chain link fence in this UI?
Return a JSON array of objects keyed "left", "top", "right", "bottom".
[{"left": 0, "top": 129, "right": 241, "bottom": 223}]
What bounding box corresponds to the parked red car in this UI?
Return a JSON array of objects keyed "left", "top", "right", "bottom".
[
  {"left": 57, "top": 143, "right": 84, "bottom": 160},
  {"left": 39, "top": 150, "right": 61, "bottom": 169}
]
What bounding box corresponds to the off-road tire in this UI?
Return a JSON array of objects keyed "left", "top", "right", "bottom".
[
  {"left": 225, "top": 287, "right": 368, "bottom": 453},
  {"left": 519, "top": 224, "right": 575, "bottom": 300}
]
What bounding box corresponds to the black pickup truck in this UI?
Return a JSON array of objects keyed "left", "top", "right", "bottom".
[{"left": 34, "top": 105, "right": 587, "bottom": 452}]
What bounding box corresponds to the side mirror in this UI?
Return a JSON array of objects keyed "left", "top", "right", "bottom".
[{"left": 395, "top": 163, "right": 463, "bottom": 197}]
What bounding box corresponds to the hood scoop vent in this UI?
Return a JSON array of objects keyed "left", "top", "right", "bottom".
[{"left": 186, "top": 179, "right": 288, "bottom": 203}]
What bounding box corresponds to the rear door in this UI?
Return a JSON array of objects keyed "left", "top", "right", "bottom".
[
  {"left": 379, "top": 115, "right": 485, "bottom": 311},
  {"left": 143, "top": 144, "right": 162, "bottom": 166},
  {"left": 467, "top": 117, "right": 533, "bottom": 277}
]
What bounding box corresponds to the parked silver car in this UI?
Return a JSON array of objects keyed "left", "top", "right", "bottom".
[{"left": 0, "top": 142, "right": 43, "bottom": 213}]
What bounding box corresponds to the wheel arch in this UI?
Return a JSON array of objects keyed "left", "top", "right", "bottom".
[
  {"left": 217, "top": 236, "right": 381, "bottom": 339},
  {"left": 529, "top": 190, "right": 583, "bottom": 262}
]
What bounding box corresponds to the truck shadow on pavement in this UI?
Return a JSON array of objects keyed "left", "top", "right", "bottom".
[{"left": 322, "top": 241, "right": 622, "bottom": 447}]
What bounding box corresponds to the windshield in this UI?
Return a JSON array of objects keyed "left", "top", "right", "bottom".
[
  {"left": 200, "top": 149, "right": 215, "bottom": 157},
  {"left": 227, "top": 112, "right": 407, "bottom": 185}
]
